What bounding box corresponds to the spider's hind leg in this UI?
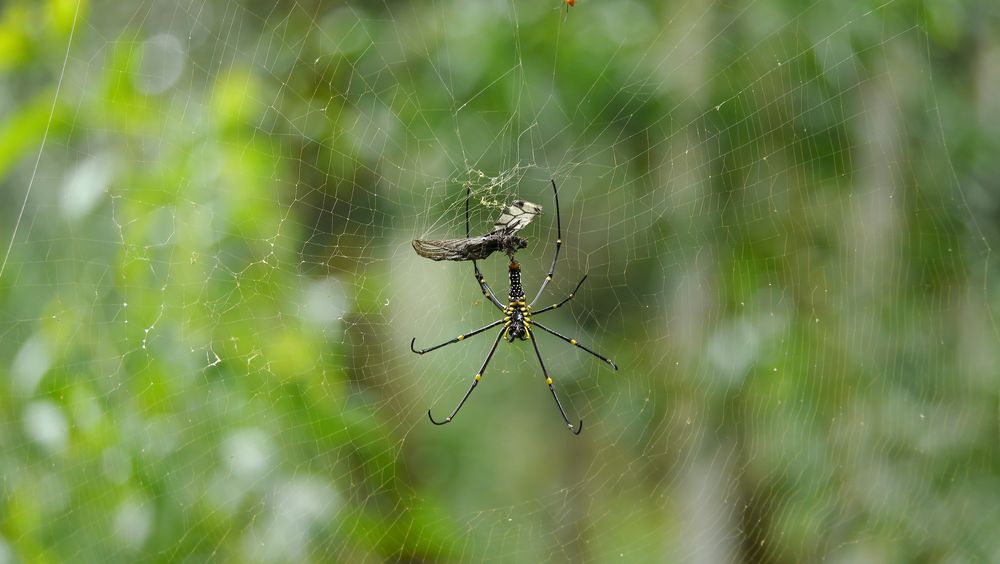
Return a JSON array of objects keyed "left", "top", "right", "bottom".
[
  {"left": 472, "top": 261, "right": 505, "bottom": 310},
  {"left": 465, "top": 186, "right": 505, "bottom": 310},
  {"left": 529, "top": 179, "right": 562, "bottom": 308}
]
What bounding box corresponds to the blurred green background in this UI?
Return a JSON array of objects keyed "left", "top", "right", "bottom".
[{"left": 1, "top": 0, "right": 998, "bottom": 562}]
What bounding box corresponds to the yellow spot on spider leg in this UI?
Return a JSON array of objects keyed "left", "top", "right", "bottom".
[
  {"left": 546, "top": 377, "right": 553, "bottom": 385},
  {"left": 475, "top": 373, "right": 481, "bottom": 382},
  {"left": 556, "top": 239, "right": 562, "bottom": 244},
  {"left": 570, "top": 339, "right": 577, "bottom": 345},
  {"left": 546, "top": 276, "right": 552, "bottom": 281},
  {"left": 457, "top": 335, "right": 464, "bottom": 341}
]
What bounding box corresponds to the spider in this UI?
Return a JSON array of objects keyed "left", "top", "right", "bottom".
[{"left": 410, "top": 180, "right": 618, "bottom": 435}]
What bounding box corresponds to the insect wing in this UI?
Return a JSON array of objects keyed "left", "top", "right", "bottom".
[
  {"left": 490, "top": 200, "right": 542, "bottom": 237},
  {"left": 412, "top": 235, "right": 496, "bottom": 261}
]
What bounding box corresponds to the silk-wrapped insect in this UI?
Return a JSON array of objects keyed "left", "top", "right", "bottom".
[{"left": 412, "top": 199, "right": 542, "bottom": 261}]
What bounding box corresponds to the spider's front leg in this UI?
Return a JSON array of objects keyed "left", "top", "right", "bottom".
[
  {"left": 411, "top": 318, "right": 505, "bottom": 354},
  {"left": 428, "top": 327, "right": 506, "bottom": 425},
  {"left": 527, "top": 328, "right": 583, "bottom": 435}
]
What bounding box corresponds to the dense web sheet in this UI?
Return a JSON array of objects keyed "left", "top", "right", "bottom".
[{"left": 0, "top": 0, "right": 998, "bottom": 561}]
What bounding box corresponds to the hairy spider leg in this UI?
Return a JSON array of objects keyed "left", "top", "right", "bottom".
[
  {"left": 410, "top": 318, "right": 505, "bottom": 355},
  {"left": 531, "top": 321, "right": 618, "bottom": 371},
  {"left": 428, "top": 327, "right": 506, "bottom": 425},
  {"left": 467, "top": 186, "right": 505, "bottom": 310},
  {"left": 528, "top": 328, "right": 583, "bottom": 434},
  {"left": 529, "top": 179, "right": 562, "bottom": 308}
]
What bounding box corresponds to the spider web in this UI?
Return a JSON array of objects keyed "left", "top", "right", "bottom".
[{"left": 1, "top": 0, "right": 997, "bottom": 561}]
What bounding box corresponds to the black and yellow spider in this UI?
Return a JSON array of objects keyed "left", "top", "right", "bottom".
[{"left": 410, "top": 180, "right": 617, "bottom": 435}]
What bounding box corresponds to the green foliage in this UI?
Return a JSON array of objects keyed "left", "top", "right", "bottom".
[{"left": 0, "top": 0, "right": 997, "bottom": 561}]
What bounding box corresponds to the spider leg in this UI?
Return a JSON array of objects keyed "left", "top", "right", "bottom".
[
  {"left": 467, "top": 186, "right": 505, "bottom": 310},
  {"left": 428, "top": 327, "right": 506, "bottom": 426},
  {"left": 528, "top": 179, "right": 562, "bottom": 308},
  {"left": 473, "top": 261, "right": 505, "bottom": 310},
  {"left": 531, "top": 321, "right": 618, "bottom": 371},
  {"left": 411, "top": 319, "right": 504, "bottom": 355},
  {"left": 527, "top": 328, "right": 583, "bottom": 435},
  {"left": 530, "top": 275, "right": 587, "bottom": 316}
]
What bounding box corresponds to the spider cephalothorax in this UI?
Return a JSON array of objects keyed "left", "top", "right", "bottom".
[{"left": 410, "top": 180, "right": 618, "bottom": 435}]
